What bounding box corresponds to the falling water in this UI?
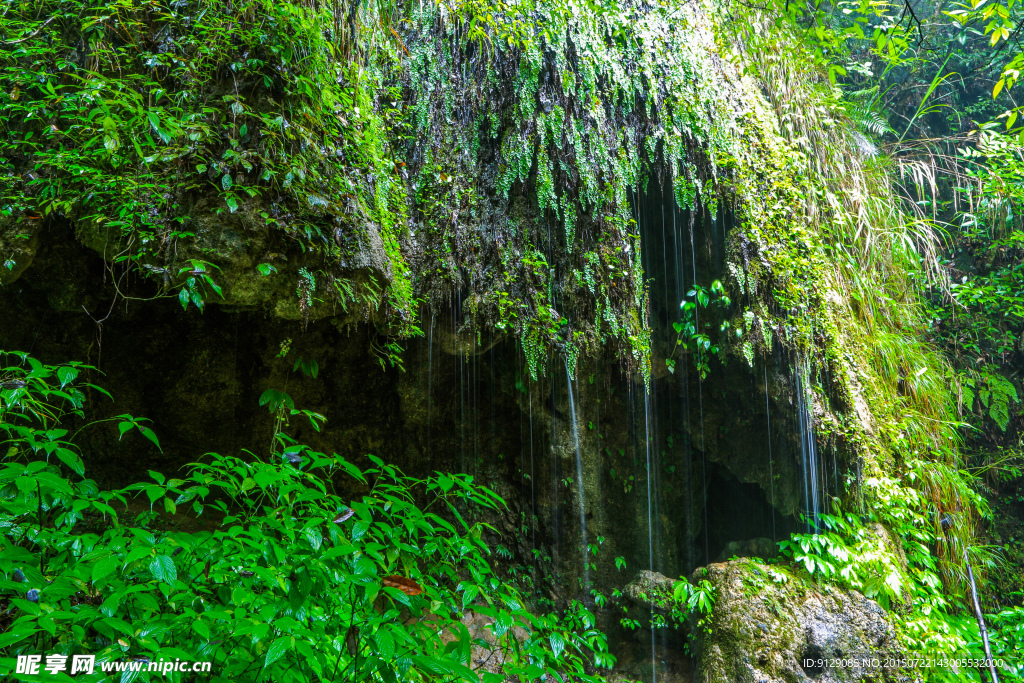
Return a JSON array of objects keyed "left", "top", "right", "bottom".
[
  {"left": 456, "top": 295, "right": 467, "bottom": 477},
  {"left": 691, "top": 207, "right": 709, "bottom": 564},
  {"left": 528, "top": 373, "right": 537, "bottom": 581},
  {"left": 635, "top": 193, "right": 659, "bottom": 683},
  {"left": 796, "top": 359, "right": 821, "bottom": 532},
  {"left": 565, "top": 362, "right": 590, "bottom": 592},
  {"left": 671, "top": 192, "right": 698, "bottom": 574},
  {"left": 764, "top": 362, "right": 777, "bottom": 542},
  {"left": 427, "top": 313, "right": 435, "bottom": 460},
  {"left": 643, "top": 383, "right": 657, "bottom": 683}
]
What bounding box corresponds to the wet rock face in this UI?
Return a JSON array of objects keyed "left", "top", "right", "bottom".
[
  {"left": 692, "top": 559, "right": 906, "bottom": 683},
  {"left": 614, "top": 570, "right": 695, "bottom": 683},
  {"left": 15, "top": 197, "right": 397, "bottom": 326},
  {"left": 714, "top": 537, "right": 778, "bottom": 563},
  {"left": 623, "top": 570, "right": 678, "bottom": 608}
]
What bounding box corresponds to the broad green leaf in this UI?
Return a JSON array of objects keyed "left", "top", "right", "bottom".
[
  {"left": 265, "top": 637, "right": 290, "bottom": 668},
  {"left": 92, "top": 556, "right": 119, "bottom": 584},
  {"left": 149, "top": 555, "right": 177, "bottom": 586}
]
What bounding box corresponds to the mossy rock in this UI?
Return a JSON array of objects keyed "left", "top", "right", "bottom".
[{"left": 692, "top": 558, "right": 907, "bottom": 683}]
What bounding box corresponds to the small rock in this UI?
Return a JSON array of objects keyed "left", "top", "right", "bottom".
[{"left": 622, "top": 570, "right": 678, "bottom": 610}]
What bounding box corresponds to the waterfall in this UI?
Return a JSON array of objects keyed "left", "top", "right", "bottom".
[
  {"left": 565, "top": 362, "right": 590, "bottom": 592},
  {"left": 638, "top": 192, "right": 658, "bottom": 579},
  {"left": 528, "top": 377, "right": 537, "bottom": 582},
  {"left": 643, "top": 385, "right": 658, "bottom": 683},
  {"left": 672, "top": 197, "right": 698, "bottom": 574},
  {"left": 456, "top": 294, "right": 466, "bottom": 477},
  {"left": 796, "top": 359, "right": 821, "bottom": 532}
]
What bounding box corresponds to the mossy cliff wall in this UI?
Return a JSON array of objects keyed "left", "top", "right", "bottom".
[
  {"left": 3, "top": 0, "right": 962, "bottom": 522},
  {"left": 0, "top": 0, "right": 853, "bottom": 370}
]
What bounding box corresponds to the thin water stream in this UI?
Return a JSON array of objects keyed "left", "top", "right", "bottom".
[
  {"left": 797, "top": 359, "right": 822, "bottom": 532},
  {"left": 565, "top": 362, "right": 590, "bottom": 592}
]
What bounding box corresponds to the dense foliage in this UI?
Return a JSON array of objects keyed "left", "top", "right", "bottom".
[
  {"left": 0, "top": 351, "right": 613, "bottom": 681},
  {"left": 749, "top": 0, "right": 1024, "bottom": 674},
  {"left": 788, "top": 0, "right": 1024, "bottom": 607}
]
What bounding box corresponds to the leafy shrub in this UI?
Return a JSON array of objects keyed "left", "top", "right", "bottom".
[
  {"left": 988, "top": 606, "right": 1024, "bottom": 681},
  {"left": 0, "top": 351, "right": 613, "bottom": 681},
  {"left": 0, "top": 0, "right": 418, "bottom": 324},
  {"left": 774, "top": 485, "right": 1024, "bottom": 683},
  {"left": 778, "top": 511, "right": 906, "bottom": 608},
  {"left": 608, "top": 564, "right": 716, "bottom": 650}
]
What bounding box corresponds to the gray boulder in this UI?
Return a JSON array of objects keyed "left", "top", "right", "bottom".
[{"left": 692, "top": 558, "right": 908, "bottom": 683}]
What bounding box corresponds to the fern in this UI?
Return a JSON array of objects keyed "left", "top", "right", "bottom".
[
  {"left": 983, "top": 372, "right": 1018, "bottom": 431},
  {"left": 845, "top": 92, "right": 896, "bottom": 140},
  {"left": 967, "top": 371, "right": 1019, "bottom": 431}
]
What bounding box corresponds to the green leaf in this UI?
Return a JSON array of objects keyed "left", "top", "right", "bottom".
[
  {"left": 125, "top": 547, "right": 153, "bottom": 564},
  {"left": 375, "top": 629, "right": 395, "bottom": 659},
  {"left": 259, "top": 389, "right": 294, "bottom": 411},
  {"left": 149, "top": 555, "right": 177, "bottom": 586},
  {"left": 338, "top": 458, "right": 368, "bottom": 484},
  {"left": 56, "top": 366, "right": 78, "bottom": 388},
  {"left": 92, "top": 556, "right": 120, "bottom": 584},
  {"left": 492, "top": 611, "right": 513, "bottom": 637},
  {"left": 351, "top": 520, "right": 370, "bottom": 541},
  {"left": 549, "top": 631, "right": 565, "bottom": 659},
  {"left": 193, "top": 619, "right": 211, "bottom": 640},
  {"left": 303, "top": 526, "right": 323, "bottom": 550},
  {"left": 265, "top": 637, "right": 290, "bottom": 668},
  {"left": 55, "top": 448, "right": 84, "bottom": 476},
  {"left": 138, "top": 425, "right": 161, "bottom": 450}
]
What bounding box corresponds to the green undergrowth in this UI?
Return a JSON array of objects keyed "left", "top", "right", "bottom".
[
  {"left": 717, "top": 4, "right": 982, "bottom": 591},
  {"left": 776, "top": 506, "right": 1024, "bottom": 681},
  {"left": 925, "top": 127, "right": 1024, "bottom": 607},
  {"left": 0, "top": 351, "right": 616, "bottom": 682}
]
